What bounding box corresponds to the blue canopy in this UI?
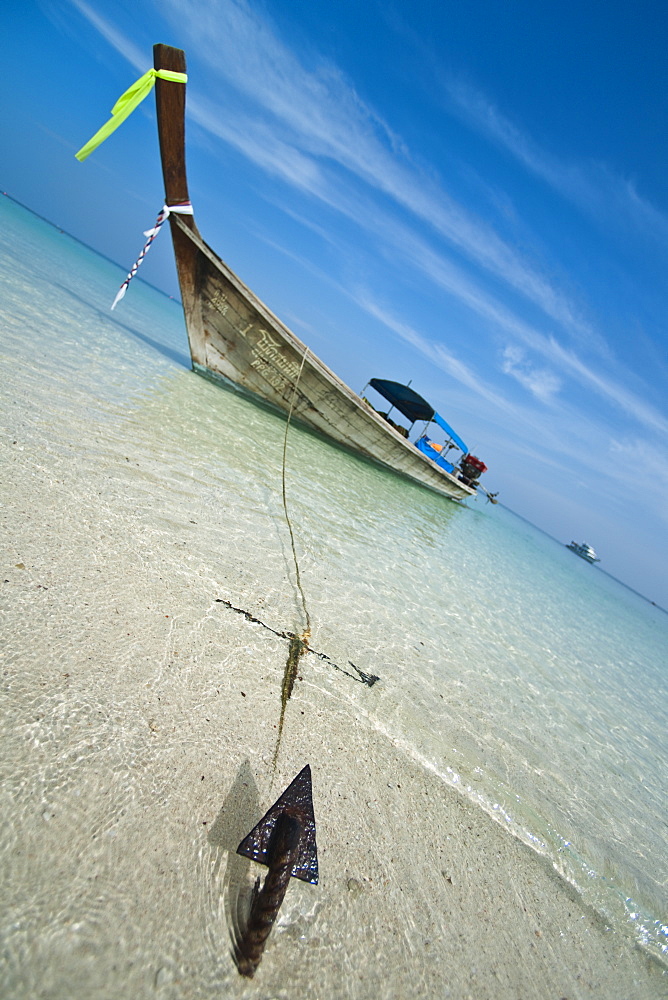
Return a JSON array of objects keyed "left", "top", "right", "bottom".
[
  {"left": 368, "top": 378, "right": 468, "bottom": 454},
  {"left": 368, "top": 379, "right": 434, "bottom": 423},
  {"left": 432, "top": 412, "right": 468, "bottom": 455}
]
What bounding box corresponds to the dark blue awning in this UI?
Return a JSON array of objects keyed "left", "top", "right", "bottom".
[
  {"left": 369, "top": 379, "right": 468, "bottom": 453},
  {"left": 368, "top": 379, "right": 434, "bottom": 423}
]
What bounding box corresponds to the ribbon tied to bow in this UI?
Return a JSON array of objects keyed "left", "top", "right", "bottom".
[{"left": 75, "top": 67, "right": 187, "bottom": 162}]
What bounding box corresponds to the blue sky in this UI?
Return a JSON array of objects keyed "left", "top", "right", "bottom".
[{"left": 3, "top": 0, "right": 667, "bottom": 606}]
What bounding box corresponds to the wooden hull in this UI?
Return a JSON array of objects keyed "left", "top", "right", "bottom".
[
  {"left": 153, "top": 44, "right": 474, "bottom": 502},
  {"left": 175, "top": 220, "right": 474, "bottom": 500}
]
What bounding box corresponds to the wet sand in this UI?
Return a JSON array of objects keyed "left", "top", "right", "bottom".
[{"left": 1, "top": 435, "right": 665, "bottom": 1000}]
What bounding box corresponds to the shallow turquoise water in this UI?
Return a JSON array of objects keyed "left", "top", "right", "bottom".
[{"left": 1, "top": 194, "right": 666, "bottom": 965}]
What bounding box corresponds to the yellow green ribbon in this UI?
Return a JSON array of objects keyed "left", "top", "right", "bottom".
[{"left": 75, "top": 68, "right": 187, "bottom": 162}]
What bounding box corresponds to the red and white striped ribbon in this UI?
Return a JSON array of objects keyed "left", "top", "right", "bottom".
[{"left": 111, "top": 202, "right": 194, "bottom": 309}]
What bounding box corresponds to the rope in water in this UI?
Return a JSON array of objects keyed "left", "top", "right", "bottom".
[
  {"left": 281, "top": 348, "right": 311, "bottom": 638},
  {"left": 271, "top": 347, "right": 311, "bottom": 775}
]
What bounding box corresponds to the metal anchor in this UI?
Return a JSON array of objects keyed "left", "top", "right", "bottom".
[{"left": 233, "top": 764, "right": 318, "bottom": 977}]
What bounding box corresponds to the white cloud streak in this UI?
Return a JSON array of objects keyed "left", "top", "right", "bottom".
[
  {"left": 67, "top": 0, "right": 668, "bottom": 439},
  {"left": 347, "top": 206, "right": 668, "bottom": 433},
  {"left": 446, "top": 79, "right": 668, "bottom": 250},
  {"left": 349, "top": 291, "right": 668, "bottom": 525},
  {"left": 150, "top": 0, "right": 599, "bottom": 339},
  {"left": 501, "top": 346, "right": 561, "bottom": 403},
  {"left": 69, "top": 0, "right": 146, "bottom": 71}
]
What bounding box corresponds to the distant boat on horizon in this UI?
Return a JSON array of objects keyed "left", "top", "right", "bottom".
[{"left": 566, "top": 540, "right": 600, "bottom": 564}]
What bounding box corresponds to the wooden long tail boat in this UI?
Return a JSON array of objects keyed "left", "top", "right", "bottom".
[{"left": 153, "top": 43, "right": 482, "bottom": 502}]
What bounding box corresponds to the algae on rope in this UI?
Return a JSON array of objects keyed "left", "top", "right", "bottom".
[
  {"left": 282, "top": 630, "right": 311, "bottom": 707},
  {"left": 272, "top": 629, "right": 311, "bottom": 769},
  {"left": 214, "top": 599, "right": 380, "bottom": 688}
]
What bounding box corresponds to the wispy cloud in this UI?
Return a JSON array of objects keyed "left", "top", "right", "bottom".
[
  {"left": 544, "top": 337, "right": 668, "bottom": 437},
  {"left": 446, "top": 79, "right": 668, "bottom": 249},
  {"left": 68, "top": 0, "right": 146, "bottom": 71},
  {"left": 350, "top": 291, "right": 668, "bottom": 525},
  {"left": 66, "top": 0, "right": 668, "bottom": 440},
  {"left": 610, "top": 439, "right": 668, "bottom": 521},
  {"left": 191, "top": 96, "right": 324, "bottom": 194},
  {"left": 501, "top": 345, "right": 561, "bottom": 403},
  {"left": 78, "top": 0, "right": 593, "bottom": 340},
  {"left": 351, "top": 292, "right": 530, "bottom": 417},
  {"left": 368, "top": 214, "right": 668, "bottom": 433},
  {"left": 201, "top": 79, "right": 668, "bottom": 438}
]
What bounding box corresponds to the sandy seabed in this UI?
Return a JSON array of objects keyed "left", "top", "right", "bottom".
[{"left": 1, "top": 418, "right": 665, "bottom": 1000}]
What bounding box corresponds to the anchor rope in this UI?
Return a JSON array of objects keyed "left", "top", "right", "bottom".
[
  {"left": 271, "top": 347, "right": 311, "bottom": 777},
  {"left": 281, "top": 347, "right": 311, "bottom": 638}
]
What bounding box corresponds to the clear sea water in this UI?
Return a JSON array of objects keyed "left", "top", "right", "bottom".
[{"left": 1, "top": 194, "right": 666, "bottom": 969}]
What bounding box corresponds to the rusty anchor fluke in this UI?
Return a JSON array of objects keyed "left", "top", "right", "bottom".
[{"left": 233, "top": 764, "right": 318, "bottom": 977}]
